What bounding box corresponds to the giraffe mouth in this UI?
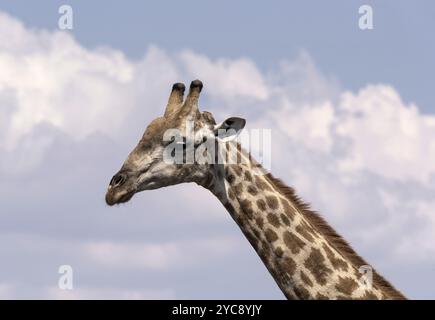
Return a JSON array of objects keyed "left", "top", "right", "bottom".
[{"left": 105, "top": 189, "right": 135, "bottom": 206}]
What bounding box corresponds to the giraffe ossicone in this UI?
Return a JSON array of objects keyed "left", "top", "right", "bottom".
[{"left": 105, "top": 80, "right": 406, "bottom": 300}]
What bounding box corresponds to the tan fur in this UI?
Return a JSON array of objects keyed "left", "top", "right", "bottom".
[
  {"left": 263, "top": 173, "right": 407, "bottom": 300},
  {"left": 107, "top": 80, "right": 406, "bottom": 300}
]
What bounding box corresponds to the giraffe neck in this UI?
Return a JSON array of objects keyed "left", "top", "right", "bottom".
[{"left": 206, "top": 149, "right": 403, "bottom": 299}]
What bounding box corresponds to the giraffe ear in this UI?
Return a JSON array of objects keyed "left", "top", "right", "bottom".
[{"left": 214, "top": 117, "right": 246, "bottom": 141}]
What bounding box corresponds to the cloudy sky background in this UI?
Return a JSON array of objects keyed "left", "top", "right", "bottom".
[{"left": 0, "top": 1, "right": 435, "bottom": 299}]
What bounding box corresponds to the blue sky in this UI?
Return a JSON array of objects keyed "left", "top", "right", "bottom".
[
  {"left": 0, "top": 1, "right": 435, "bottom": 299},
  {"left": 2, "top": 0, "right": 434, "bottom": 111}
]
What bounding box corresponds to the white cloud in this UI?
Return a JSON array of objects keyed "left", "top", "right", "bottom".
[
  {"left": 0, "top": 11, "right": 136, "bottom": 150},
  {"left": 270, "top": 100, "right": 335, "bottom": 152},
  {"left": 45, "top": 286, "right": 176, "bottom": 300},
  {"left": 336, "top": 85, "right": 435, "bottom": 183},
  {"left": 268, "top": 83, "right": 435, "bottom": 183},
  {"left": 269, "top": 51, "right": 342, "bottom": 103},
  {"left": 84, "top": 236, "right": 242, "bottom": 270},
  {"left": 1, "top": 11, "right": 435, "bottom": 299},
  {"left": 4, "top": 10, "right": 433, "bottom": 183},
  {"left": 180, "top": 50, "right": 269, "bottom": 101}
]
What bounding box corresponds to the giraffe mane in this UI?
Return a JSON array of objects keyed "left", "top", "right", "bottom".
[{"left": 263, "top": 172, "right": 407, "bottom": 300}]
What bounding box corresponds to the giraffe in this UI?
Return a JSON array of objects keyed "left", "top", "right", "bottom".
[{"left": 105, "top": 80, "right": 406, "bottom": 300}]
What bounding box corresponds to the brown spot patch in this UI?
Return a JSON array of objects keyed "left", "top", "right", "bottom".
[
  {"left": 316, "top": 293, "right": 328, "bottom": 300},
  {"left": 226, "top": 174, "right": 235, "bottom": 184},
  {"left": 244, "top": 171, "right": 253, "bottom": 182},
  {"left": 256, "top": 199, "right": 267, "bottom": 211},
  {"left": 300, "top": 271, "right": 313, "bottom": 287},
  {"left": 296, "top": 224, "right": 315, "bottom": 242},
  {"left": 255, "top": 177, "right": 272, "bottom": 191},
  {"left": 255, "top": 217, "right": 264, "bottom": 229},
  {"left": 240, "top": 199, "right": 254, "bottom": 220},
  {"left": 322, "top": 244, "right": 349, "bottom": 272},
  {"left": 267, "top": 213, "right": 281, "bottom": 228},
  {"left": 304, "top": 248, "right": 332, "bottom": 286},
  {"left": 283, "top": 231, "right": 306, "bottom": 254},
  {"left": 335, "top": 276, "right": 359, "bottom": 296},
  {"left": 280, "top": 214, "right": 291, "bottom": 226},
  {"left": 247, "top": 185, "right": 258, "bottom": 196},
  {"left": 281, "top": 198, "right": 295, "bottom": 221},
  {"left": 265, "top": 228, "right": 279, "bottom": 242},
  {"left": 275, "top": 247, "right": 284, "bottom": 257},
  {"left": 234, "top": 183, "right": 243, "bottom": 195},
  {"left": 266, "top": 195, "right": 278, "bottom": 210},
  {"left": 294, "top": 286, "right": 311, "bottom": 300},
  {"left": 282, "top": 256, "right": 296, "bottom": 275}
]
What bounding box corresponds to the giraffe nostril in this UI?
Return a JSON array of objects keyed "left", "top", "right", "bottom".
[{"left": 110, "top": 173, "right": 126, "bottom": 187}]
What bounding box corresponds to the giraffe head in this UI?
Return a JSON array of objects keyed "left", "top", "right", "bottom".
[{"left": 105, "top": 80, "right": 246, "bottom": 205}]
